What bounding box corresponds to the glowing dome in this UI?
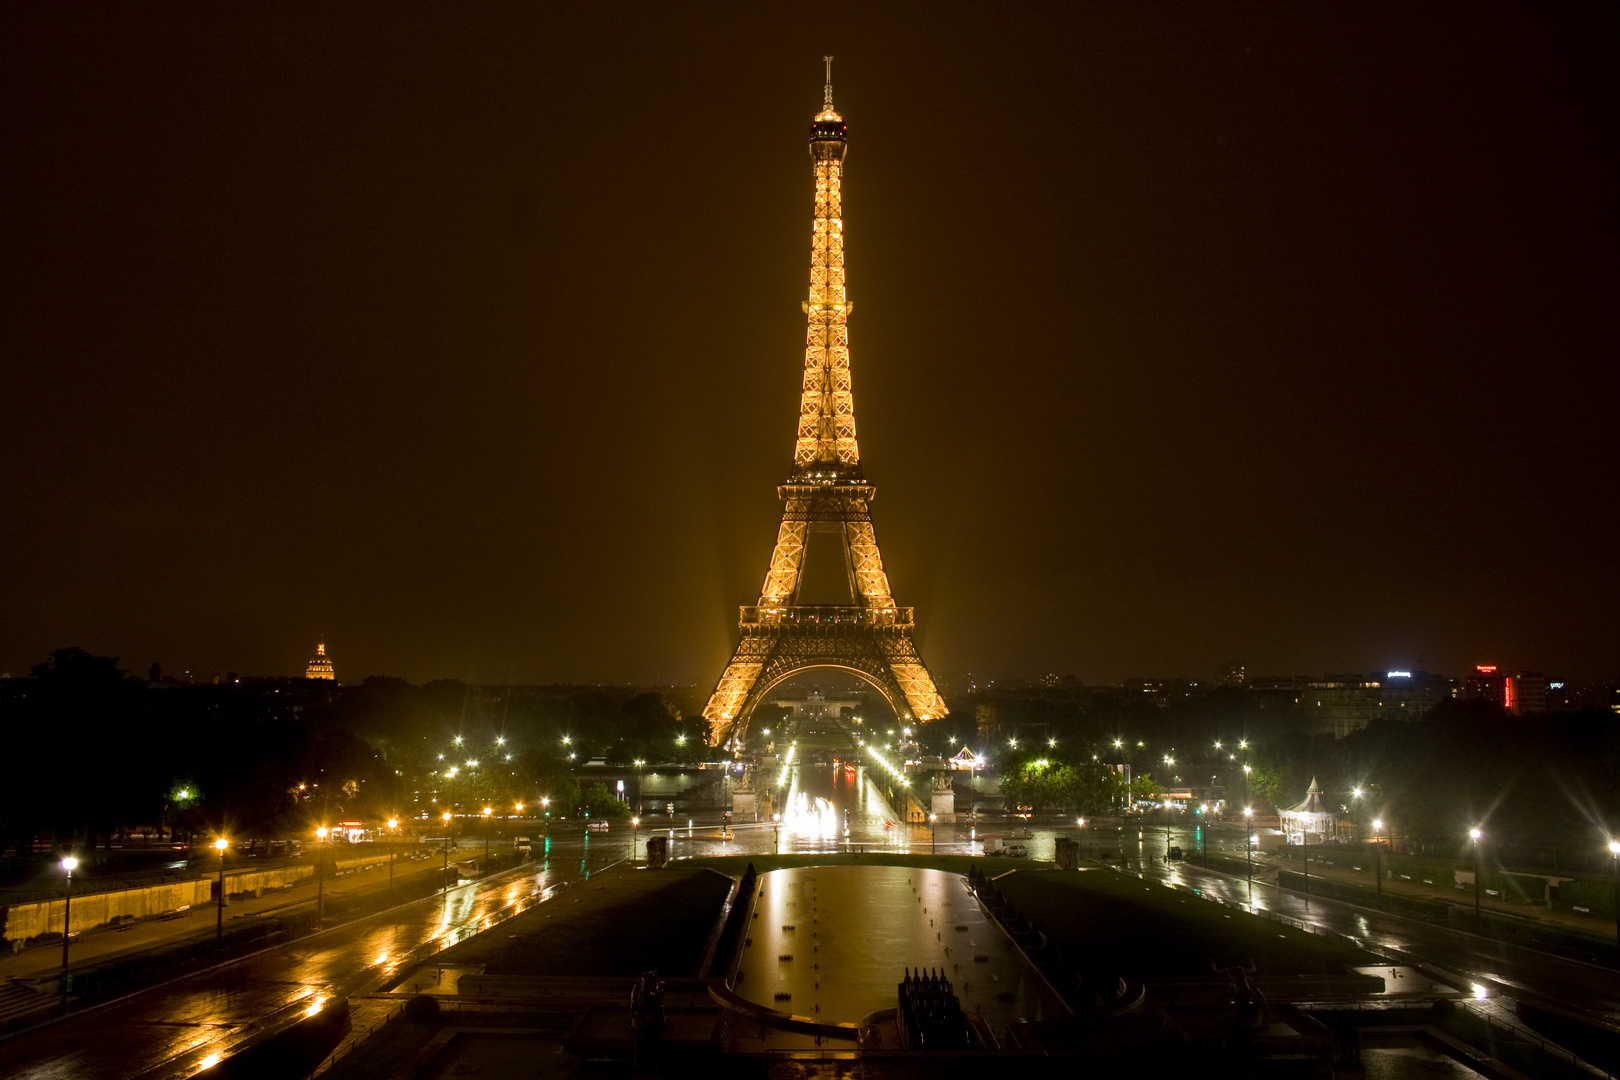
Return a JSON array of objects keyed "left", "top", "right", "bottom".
[{"left": 305, "top": 642, "right": 335, "bottom": 681}]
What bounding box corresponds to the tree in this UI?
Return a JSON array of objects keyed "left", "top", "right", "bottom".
[{"left": 579, "top": 781, "right": 630, "bottom": 820}]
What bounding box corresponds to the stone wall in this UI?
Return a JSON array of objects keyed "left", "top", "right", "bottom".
[{"left": 3, "top": 878, "right": 212, "bottom": 944}]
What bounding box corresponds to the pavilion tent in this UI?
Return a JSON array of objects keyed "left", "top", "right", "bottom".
[{"left": 1279, "top": 776, "right": 1338, "bottom": 844}]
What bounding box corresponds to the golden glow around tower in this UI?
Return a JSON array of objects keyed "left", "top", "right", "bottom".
[
  {"left": 702, "top": 62, "right": 948, "bottom": 747},
  {"left": 305, "top": 642, "right": 335, "bottom": 681}
]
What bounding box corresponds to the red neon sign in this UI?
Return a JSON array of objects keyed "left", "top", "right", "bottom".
[
  {"left": 1504, "top": 678, "right": 1515, "bottom": 710},
  {"left": 1475, "top": 665, "right": 1498, "bottom": 674}
]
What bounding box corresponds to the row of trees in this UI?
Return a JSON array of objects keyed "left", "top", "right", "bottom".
[
  {"left": 936, "top": 683, "right": 1618, "bottom": 866},
  {"left": 0, "top": 649, "right": 703, "bottom": 858}
]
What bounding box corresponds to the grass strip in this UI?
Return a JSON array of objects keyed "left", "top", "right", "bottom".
[
  {"left": 996, "top": 868, "right": 1378, "bottom": 977},
  {"left": 434, "top": 867, "right": 733, "bottom": 977}
]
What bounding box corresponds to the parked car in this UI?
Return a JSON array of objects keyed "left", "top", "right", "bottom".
[{"left": 586, "top": 820, "right": 610, "bottom": 833}]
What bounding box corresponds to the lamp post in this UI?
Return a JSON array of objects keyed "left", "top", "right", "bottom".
[
  {"left": 1470, "top": 828, "right": 1483, "bottom": 917},
  {"left": 634, "top": 759, "right": 645, "bottom": 816},
  {"left": 1608, "top": 840, "right": 1620, "bottom": 949},
  {"left": 1301, "top": 813, "right": 1310, "bottom": 897},
  {"left": 315, "top": 826, "right": 328, "bottom": 925},
  {"left": 1163, "top": 800, "right": 1173, "bottom": 860},
  {"left": 773, "top": 812, "right": 781, "bottom": 854},
  {"left": 441, "top": 811, "right": 452, "bottom": 897},
  {"left": 214, "top": 837, "right": 228, "bottom": 955},
  {"left": 1243, "top": 807, "right": 1253, "bottom": 887},
  {"left": 1373, "top": 819, "right": 1384, "bottom": 907},
  {"left": 632, "top": 816, "right": 640, "bottom": 866},
  {"left": 387, "top": 818, "right": 398, "bottom": 902},
  {"left": 59, "top": 855, "right": 77, "bottom": 1009},
  {"left": 930, "top": 812, "right": 937, "bottom": 855},
  {"left": 1077, "top": 816, "right": 1086, "bottom": 858},
  {"left": 482, "top": 806, "right": 492, "bottom": 872}
]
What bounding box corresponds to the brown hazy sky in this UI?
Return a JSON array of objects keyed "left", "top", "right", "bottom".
[{"left": 4, "top": 4, "right": 1615, "bottom": 687}]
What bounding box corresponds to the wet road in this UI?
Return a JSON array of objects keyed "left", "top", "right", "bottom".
[{"left": 1, "top": 828, "right": 772, "bottom": 1080}]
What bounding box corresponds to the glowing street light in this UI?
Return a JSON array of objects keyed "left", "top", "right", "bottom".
[
  {"left": 632, "top": 816, "right": 640, "bottom": 864},
  {"left": 1243, "top": 807, "right": 1254, "bottom": 885},
  {"left": 1372, "top": 819, "right": 1385, "bottom": 905},
  {"left": 213, "top": 837, "right": 228, "bottom": 954},
  {"left": 386, "top": 818, "right": 400, "bottom": 900},
  {"left": 314, "top": 826, "right": 329, "bottom": 924},
  {"left": 60, "top": 855, "right": 78, "bottom": 1007},
  {"left": 1609, "top": 840, "right": 1620, "bottom": 944},
  {"left": 930, "top": 812, "right": 938, "bottom": 854},
  {"left": 440, "top": 811, "right": 453, "bottom": 896},
  {"left": 1470, "top": 828, "right": 1483, "bottom": 916}
]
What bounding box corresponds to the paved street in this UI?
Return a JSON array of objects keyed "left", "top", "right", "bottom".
[{"left": 0, "top": 832, "right": 658, "bottom": 1080}]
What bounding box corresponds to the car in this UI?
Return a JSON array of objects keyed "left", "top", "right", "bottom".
[
  {"left": 1168, "top": 846, "right": 1184, "bottom": 860},
  {"left": 586, "top": 821, "right": 610, "bottom": 833}
]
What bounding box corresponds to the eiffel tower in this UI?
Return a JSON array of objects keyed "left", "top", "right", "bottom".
[{"left": 703, "top": 60, "right": 948, "bottom": 748}]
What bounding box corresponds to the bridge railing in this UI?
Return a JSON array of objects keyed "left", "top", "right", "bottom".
[{"left": 739, "top": 604, "right": 914, "bottom": 629}]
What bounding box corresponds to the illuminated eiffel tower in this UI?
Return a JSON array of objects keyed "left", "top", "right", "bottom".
[{"left": 703, "top": 60, "right": 948, "bottom": 748}]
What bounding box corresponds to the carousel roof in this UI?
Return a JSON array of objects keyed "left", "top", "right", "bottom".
[{"left": 1283, "top": 776, "right": 1332, "bottom": 815}]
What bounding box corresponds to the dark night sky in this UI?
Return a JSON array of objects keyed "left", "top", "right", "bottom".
[{"left": 4, "top": 5, "right": 1615, "bottom": 687}]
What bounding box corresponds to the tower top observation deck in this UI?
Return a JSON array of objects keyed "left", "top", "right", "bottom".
[{"left": 811, "top": 55, "right": 847, "bottom": 158}]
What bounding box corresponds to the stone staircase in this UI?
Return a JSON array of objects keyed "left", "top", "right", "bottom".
[{"left": 0, "top": 979, "right": 53, "bottom": 1029}]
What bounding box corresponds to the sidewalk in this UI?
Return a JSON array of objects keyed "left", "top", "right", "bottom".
[
  {"left": 0, "top": 850, "right": 452, "bottom": 983},
  {"left": 1201, "top": 825, "right": 1616, "bottom": 941}
]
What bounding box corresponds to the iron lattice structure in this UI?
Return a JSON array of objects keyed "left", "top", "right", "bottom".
[{"left": 704, "top": 63, "right": 948, "bottom": 748}]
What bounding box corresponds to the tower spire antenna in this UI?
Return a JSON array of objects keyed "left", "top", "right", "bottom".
[{"left": 823, "top": 55, "right": 834, "bottom": 110}]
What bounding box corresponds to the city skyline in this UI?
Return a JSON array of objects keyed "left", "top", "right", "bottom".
[{"left": 5, "top": 6, "right": 1615, "bottom": 687}]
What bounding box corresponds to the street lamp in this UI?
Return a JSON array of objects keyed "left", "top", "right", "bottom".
[
  {"left": 634, "top": 759, "right": 646, "bottom": 816},
  {"left": 1470, "top": 828, "right": 1483, "bottom": 917},
  {"left": 632, "top": 816, "right": 640, "bottom": 865},
  {"left": 214, "top": 837, "right": 228, "bottom": 955},
  {"left": 930, "top": 812, "right": 937, "bottom": 854},
  {"left": 1163, "top": 799, "right": 1173, "bottom": 860},
  {"left": 440, "top": 811, "right": 452, "bottom": 896},
  {"left": 315, "top": 826, "right": 329, "bottom": 925},
  {"left": 773, "top": 812, "right": 781, "bottom": 854},
  {"left": 1243, "top": 807, "right": 1253, "bottom": 886},
  {"left": 60, "top": 855, "right": 77, "bottom": 1009},
  {"left": 1609, "top": 840, "right": 1620, "bottom": 948},
  {"left": 481, "top": 806, "right": 493, "bottom": 871},
  {"left": 1372, "top": 819, "right": 1384, "bottom": 906},
  {"left": 386, "top": 818, "right": 399, "bottom": 901}
]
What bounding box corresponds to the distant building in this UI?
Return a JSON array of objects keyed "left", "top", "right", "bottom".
[
  {"left": 1462, "top": 664, "right": 1505, "bottom": 707},
  {"left": 1294, "top": 671, "right": 1450, "bottom": 737},
  {"left": 1504, "top": 671, "right": 1547, "bottom": 716},
  {"left": 771, "top": 686, "right": 859, "bottom": 721},
  {"left": 305, "top": 642, "right": 335, "bottom": 681},
  {"left": 1216, "top": 661, "right": 1246, "bottom": 686}
]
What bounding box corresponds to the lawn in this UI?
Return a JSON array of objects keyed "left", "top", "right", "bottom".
[
  {"left": 433, "top": 866, "right": 734, "bottom": 977},
  {"left": 995, "top": 868, "right": 1378, "bottom": 977}
]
